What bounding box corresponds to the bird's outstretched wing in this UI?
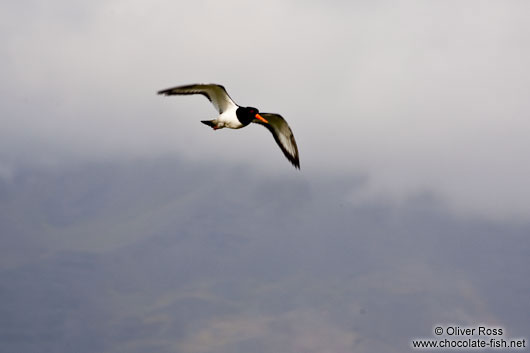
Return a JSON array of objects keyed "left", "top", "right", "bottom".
[
  {"left": 253, "top": 113, "right": 300, "bottom": 169},
  {"left": 157, "top": 84, "right": 237, "bottom": 114}
]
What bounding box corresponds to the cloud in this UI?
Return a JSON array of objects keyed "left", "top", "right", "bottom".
[{"left": 2, "top": 0, "right": 530, "bottom": 219}]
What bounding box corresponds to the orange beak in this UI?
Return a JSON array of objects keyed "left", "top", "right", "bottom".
[{"left": 255, "top": 113, "right": 268, "bottom": 123}]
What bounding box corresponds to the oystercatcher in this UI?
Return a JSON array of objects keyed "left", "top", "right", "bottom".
[{"left": 158, "top": 84, "right": 300, "bottom": 169}]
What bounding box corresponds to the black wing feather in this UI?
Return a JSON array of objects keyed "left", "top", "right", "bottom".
[{"left": 253, "top": 113, "right": 300, "bottom": 169}]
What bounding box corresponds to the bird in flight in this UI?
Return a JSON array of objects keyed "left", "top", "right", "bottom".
[{"left": 157, "top": 84, "right": 300, "bottom": 169}]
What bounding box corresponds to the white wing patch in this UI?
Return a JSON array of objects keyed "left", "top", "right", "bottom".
[{"left": 158, "top": 84, "right": 238, "bottom": 114}]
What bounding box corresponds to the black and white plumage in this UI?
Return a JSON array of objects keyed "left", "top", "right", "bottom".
[{"left": 157, "top": 84, "right": 300, "bottom": 169}]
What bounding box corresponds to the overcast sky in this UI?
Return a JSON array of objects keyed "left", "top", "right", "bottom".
[
  {"left": 1, "top": 1, "right": 530, "bottom": 352},
  {"left": 2, "top": 0, "right": 530, "bottom": 221}
]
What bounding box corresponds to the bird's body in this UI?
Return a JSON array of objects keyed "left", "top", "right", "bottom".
[
  {"left": 158, "top": 84, "right": 300, "bottom": 169},
  {"left": 216, "top": 106, "right": 240, "bottom": 129}
]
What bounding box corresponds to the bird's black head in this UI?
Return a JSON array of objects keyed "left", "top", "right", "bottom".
[{"left": 236, "top": 106, "right": 268, "bottom": 125}]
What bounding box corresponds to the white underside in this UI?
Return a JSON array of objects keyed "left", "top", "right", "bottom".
[{"left": 215, "top": 106, "right": 244, "bottom": 129}]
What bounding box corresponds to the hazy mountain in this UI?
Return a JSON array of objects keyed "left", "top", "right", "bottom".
[{"left": 0, "top": 158, "right": 528, "bottom": 352}]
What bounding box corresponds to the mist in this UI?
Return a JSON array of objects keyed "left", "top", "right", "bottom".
[{"left": 1, "top": 1, "right": 530, "bottom": 352}]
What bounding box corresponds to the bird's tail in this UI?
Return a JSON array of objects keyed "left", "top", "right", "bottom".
[{"left": 201, "top": 120, "right": 220, "bottom": 130}]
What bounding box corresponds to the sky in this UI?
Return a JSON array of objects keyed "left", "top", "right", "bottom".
[
  {"left": 1, "top": 1, "right": 530, "bottom": 352},
  {"left": 2, "top": 0, "right": 530, "bottom": 220}
]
